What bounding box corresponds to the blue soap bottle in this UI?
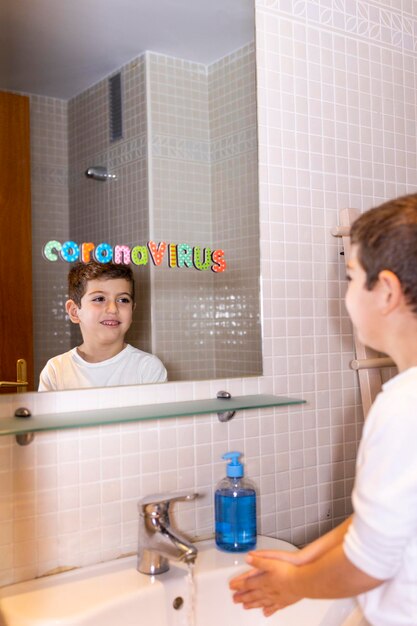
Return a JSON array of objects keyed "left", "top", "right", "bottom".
[{"left": 215, "top": 452, "right": 257, "bottom": 552}]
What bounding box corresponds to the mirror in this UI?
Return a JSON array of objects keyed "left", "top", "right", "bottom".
[{"left": 1, "top": 0, "right": 262, "bottom": 392}]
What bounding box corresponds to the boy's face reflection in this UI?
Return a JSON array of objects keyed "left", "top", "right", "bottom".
[{"left": 66, "top": 278, "right": 134, "bottom": 348}]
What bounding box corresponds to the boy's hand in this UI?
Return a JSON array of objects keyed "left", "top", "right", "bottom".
[
  {"left": 229, "top": 552, "right": 301, "bottom": 616},
  {"left": 244, "top": 548, "right": 308, "bottom": 565}
]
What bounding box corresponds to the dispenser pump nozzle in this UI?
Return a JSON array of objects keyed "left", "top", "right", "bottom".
[{"left": 222, "top": 451, "right": 244, "bottom": 478}]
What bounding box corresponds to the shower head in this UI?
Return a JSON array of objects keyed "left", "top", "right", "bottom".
[{"left": 85, "top": 166, "right": 117, "bottom": 181}]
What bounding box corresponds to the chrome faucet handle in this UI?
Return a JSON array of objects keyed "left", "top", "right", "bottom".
[
  {"left": 137, "top": 491, "right": 199, "bottom": 575},
  {"left": 140, "top": 491, "right": 198, "bottom": 516}
]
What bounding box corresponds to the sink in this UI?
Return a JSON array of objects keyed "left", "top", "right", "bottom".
[{"left": 0, "top": 536, "right": 360, "bottom": 626}]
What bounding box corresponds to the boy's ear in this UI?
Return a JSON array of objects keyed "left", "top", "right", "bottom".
[
  {"left": 378, "top": 270, "right": 402, "bottom": 314},
  {"left": 65, "top": 299, "right": 81, "bottom": 324}
]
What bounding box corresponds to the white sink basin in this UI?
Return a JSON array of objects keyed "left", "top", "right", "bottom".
[{"left": 0, "top": 537, "right": 360, "bottom": 626}]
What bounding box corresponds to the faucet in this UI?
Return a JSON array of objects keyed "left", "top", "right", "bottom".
[{"left": 137, "top": 491, "right": 198, "bottom": 575}]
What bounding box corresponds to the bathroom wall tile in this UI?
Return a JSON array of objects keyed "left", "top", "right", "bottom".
[
  {"left": 147, "top": 44, "right": 261, "bottom": 381},
  {"left": 29, "top": 95, "right": 70, "bottom": 384}
]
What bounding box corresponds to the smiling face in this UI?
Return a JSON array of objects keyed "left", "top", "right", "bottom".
[{"left": 66, "top": 278, "right": 134, "bottom": 354}]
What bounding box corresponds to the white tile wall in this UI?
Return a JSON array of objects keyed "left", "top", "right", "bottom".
[
  {"left": 2, "top": 0, "right": 417, "bottom": 587},
  {"left": 148, "top": 52, "right": 215, "bottom": 380},
  {"left": 150, "top": 46, "right": 262, "bottom": 380},
  {"left": 210, "top": 43, "right": 262, "bottom": 378}
]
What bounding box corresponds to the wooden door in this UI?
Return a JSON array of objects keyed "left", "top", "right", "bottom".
[{"left": 0, "top": 91, "right": 34, "bottom": 391}]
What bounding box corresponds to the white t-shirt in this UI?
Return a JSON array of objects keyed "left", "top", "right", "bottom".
[
  {"left": 343, "top": 367, "right": 417, "bottom": 626},
  {"left": 38, "top": 344, "right": 167, "bottom": 391}
]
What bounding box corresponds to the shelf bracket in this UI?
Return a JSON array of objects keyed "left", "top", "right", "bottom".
[
  {"left": 216, "top": 391, "right": 236, "bottom": 422},
  {"left": 14, "top": 407, "right": 35, "bottom": 446}
]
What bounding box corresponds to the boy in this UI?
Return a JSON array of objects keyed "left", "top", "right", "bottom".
[
  {"left": 230, "top": 194, "right": 417, "bottom": 626},
  {"left": 39, "top": 261, "right": 167, "bottom": 390}
]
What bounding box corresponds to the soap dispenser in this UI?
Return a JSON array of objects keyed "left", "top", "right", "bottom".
[{"left": 215, "top": 451, "right": 257, "bottom": 552}]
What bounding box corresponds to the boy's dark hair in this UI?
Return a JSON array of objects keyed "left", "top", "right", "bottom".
[
  {"left": 68, "top": 261, "right": 135, "bottom": 307},
  {"left": 350, "top": 193, "right": 417, "bottom": 313}
]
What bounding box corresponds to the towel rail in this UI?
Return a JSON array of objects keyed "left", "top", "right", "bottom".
[
  {"left": 350, "top": 357, "right": 395, "bottom": 371},
  {"left": 330, "top": 225, "right": 350, "bottom": 237}
]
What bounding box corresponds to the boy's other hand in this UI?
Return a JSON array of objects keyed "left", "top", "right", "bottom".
[{"left": 229, "top": 551, "right": 301, "bottom": 615}]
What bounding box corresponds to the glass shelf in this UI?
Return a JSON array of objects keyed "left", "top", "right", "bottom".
[{"left": 0, "top": 394, "right": 306, "bottom": 438}]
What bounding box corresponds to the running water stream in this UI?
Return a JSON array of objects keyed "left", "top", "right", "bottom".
[{"left": 186, "top": 562, "right": 196, "bottom": 626}]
